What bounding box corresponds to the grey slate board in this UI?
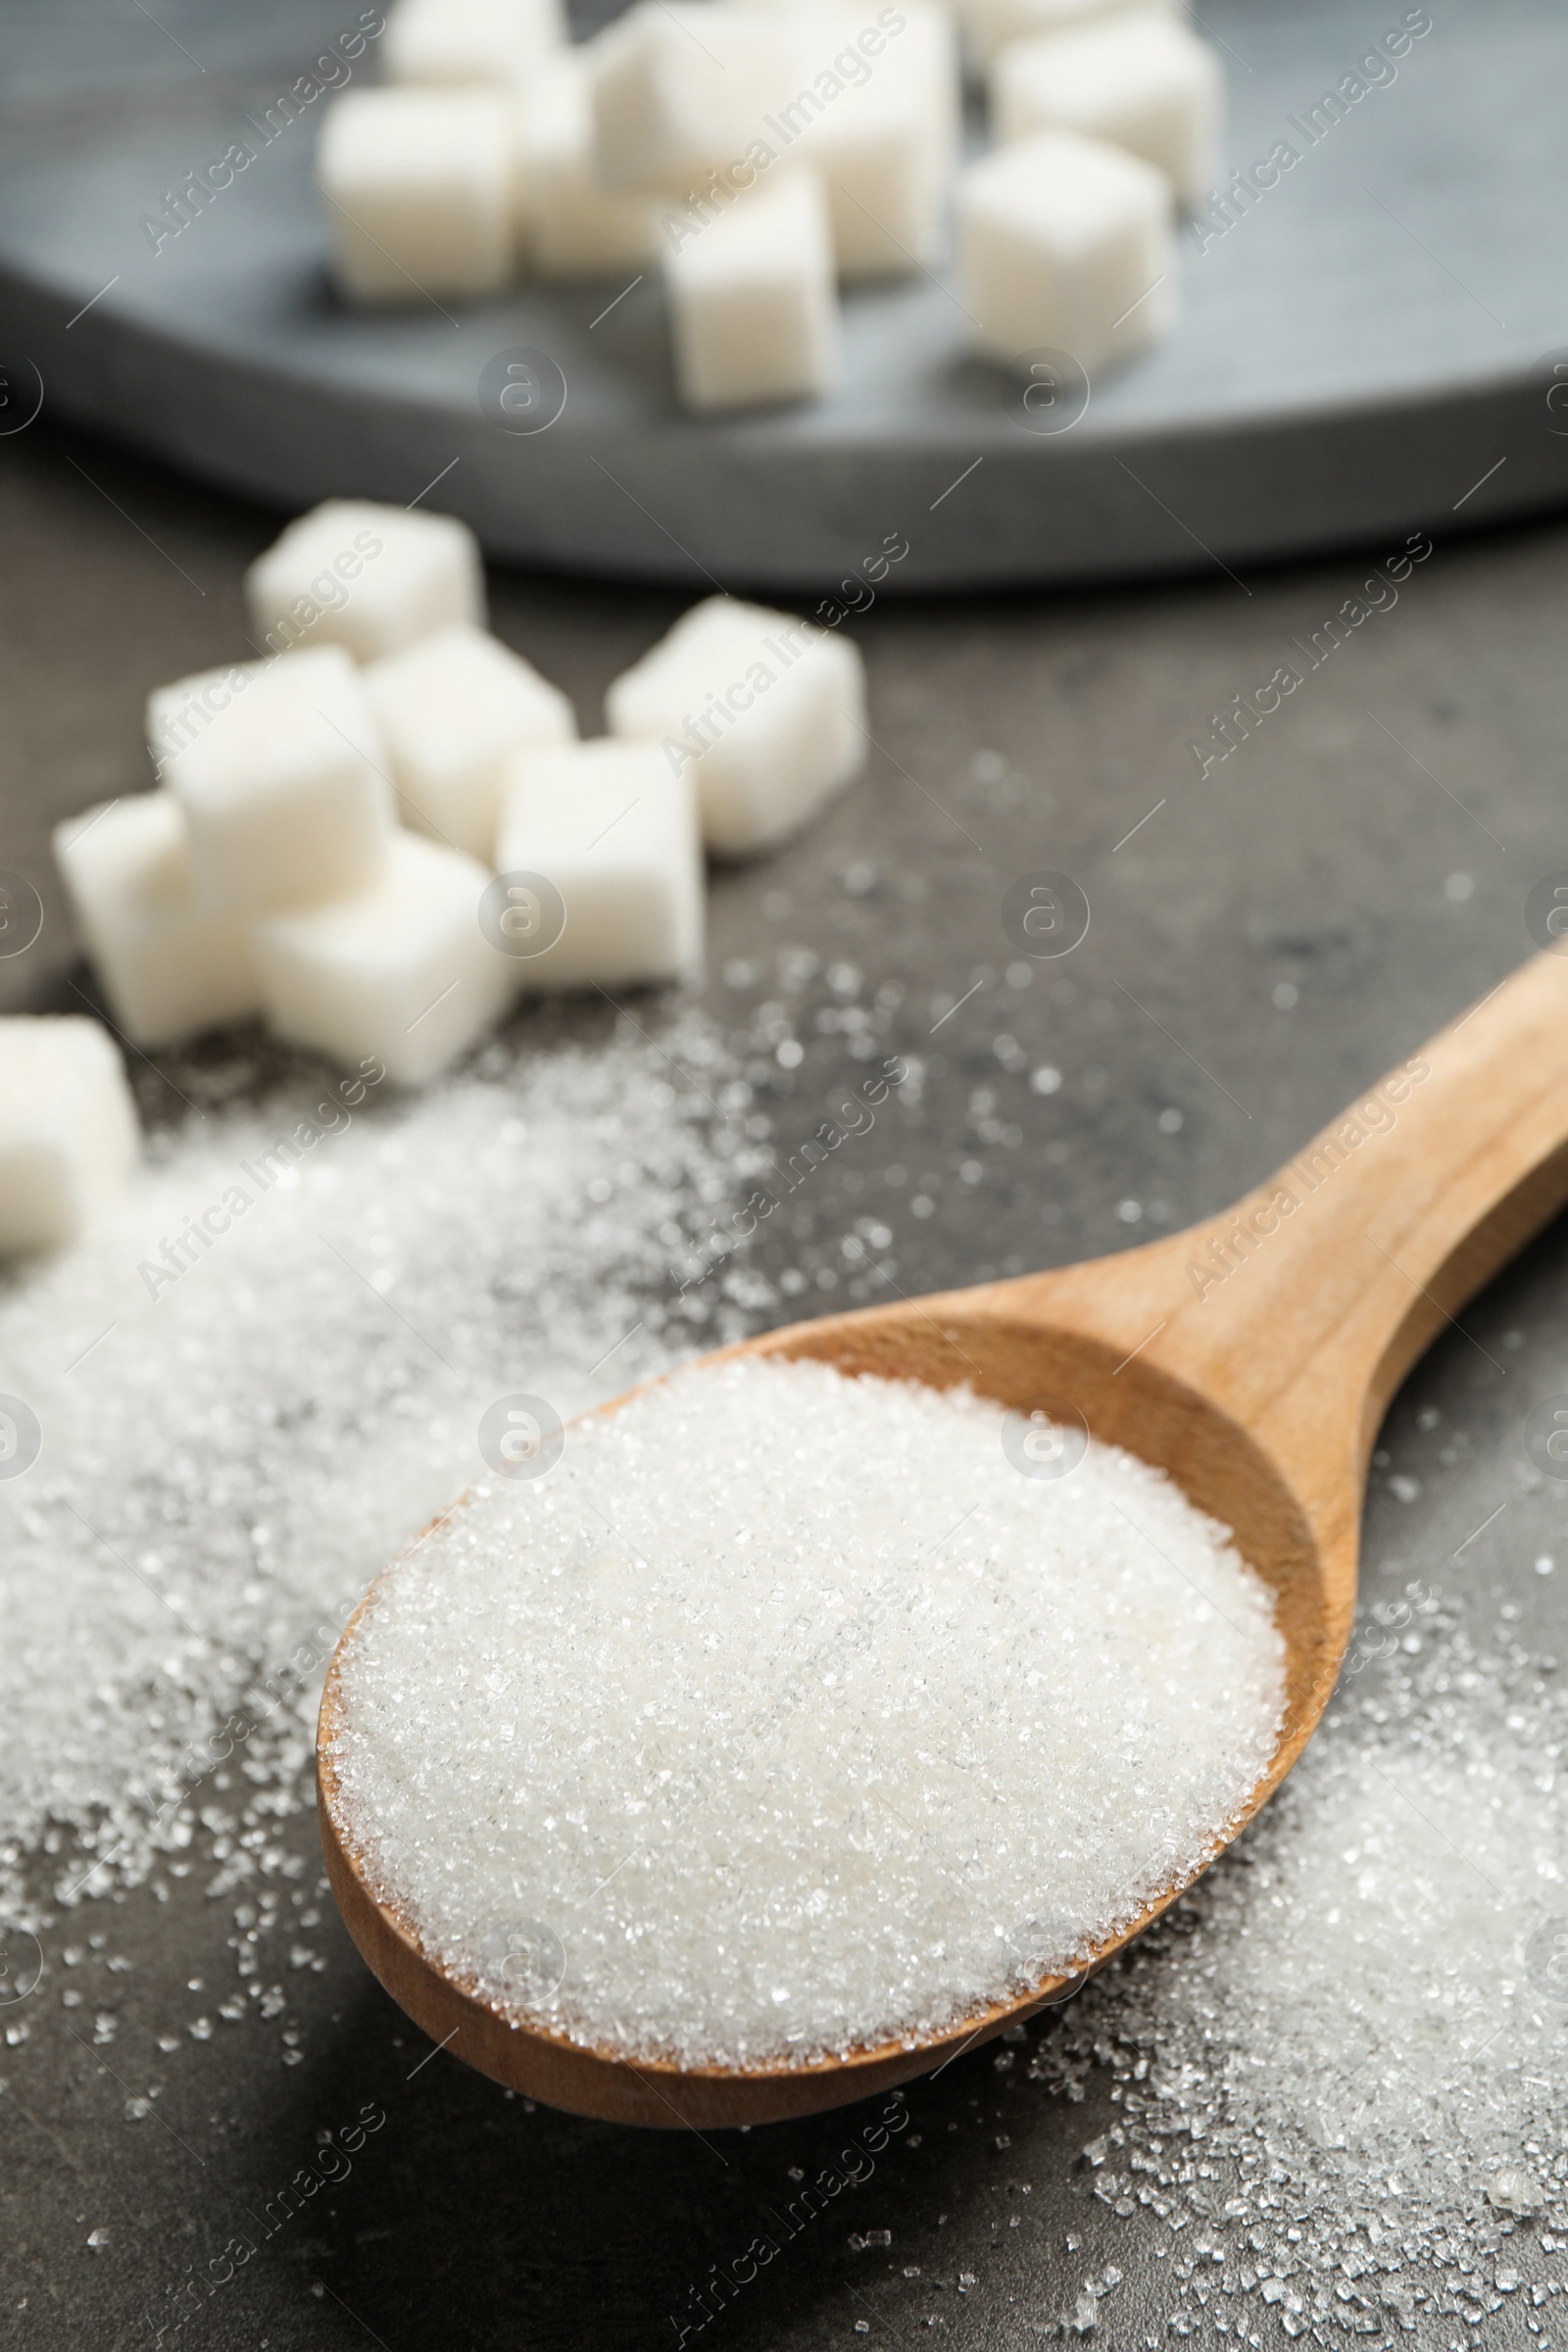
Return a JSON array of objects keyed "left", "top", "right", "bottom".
[{"left": 1, "top": 0, "right": 1566, "bottom": 589}]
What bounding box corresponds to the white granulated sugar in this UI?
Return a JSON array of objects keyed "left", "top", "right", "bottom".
[
  {"left": 1026, "top": 1578, "right": 1568, "bottom": 2328},
  {"left": 0, "top": 1011, "right": 754, "bottom": 1927},
  {"left": 328, "top": 1358, "right": 1285, "bottom": 2069}
]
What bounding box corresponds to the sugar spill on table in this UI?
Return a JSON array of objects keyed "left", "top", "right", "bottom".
[
  {"left": 0, "top": 1004, "right": 768, "bottom": 1933},
  {"left": 9, "top": 944, "right": 1568, "bottom": 2341},
  {"left": 1021, "top": 1576, "right": 1568, "bottom": 2337},
  {"left": 326, "top": 1354, "right": 1287, "bottom": 2070}
]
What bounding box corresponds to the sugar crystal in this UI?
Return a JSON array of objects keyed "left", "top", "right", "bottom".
[
  {"left": 329, "top": 1356, "right": 1285, "bottom": 2066},
  {"left": 0, "top": 1007, "right": 755, "bottom": 1924}
]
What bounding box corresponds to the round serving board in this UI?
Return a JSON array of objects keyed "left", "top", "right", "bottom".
[{"left": 0, "top": 0, "right": 1564, "bottom": 590}]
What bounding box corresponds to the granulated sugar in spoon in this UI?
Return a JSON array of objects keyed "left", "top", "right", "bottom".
[{"left": 318, "top": 953, "right": 1568, "bottom": 2127}]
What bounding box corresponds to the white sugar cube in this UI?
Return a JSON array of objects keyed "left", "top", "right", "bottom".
[
  {"left": 954, "top": 0, "right": 1177, "bottom": 69},
  {"left": 246, "top": 500, "right": 485, "bottom": 663},
  {"left": 813, "top": 95, "right": 948, "bottom": 279},
  {"left": 820, "top": 6, "right": 961, "bottom": 278},
  {"left": 0, "top": 1017, "right": 139, "bottom": 1256},
  {"left": 495, "top": 741, "right": 702, "bottom": 990},
  {"left": 253, "top": 834, "right": 516, "bottom": 1088},
  {"left": 318, "top": 88, "right": 516, "bottom": 303},
  {"left": 665, "top": 172, "right": 839, "bottom": 413},
  {"left": 364, "top": 624, "right": 577, "bottom": 862},
  {"left": 993, "top": 13, "right": 1221, "bottom": 211},
  {"left": 517, "top": 50, "right": 662, "bottom": 277},
  {"left": 52, "top": 794, "right": 260, "bottom": 1049},
  {"left": 590, "top": 3, "right": 793, "bottom": 195},
  {"left": 606, "top": 595, "right": 865, "bottom": 856},
  {"left": 148, "top": 646, "right": 394, "bottom": 915},
  {"left": 958, "top": 131, "right": 1176, "bottom": 373},
  {"left": 759, "top": 3, "right": 960, "bottom": 280},
  {"left": 386, "top": 0, "right": 564, "bottom": 87}
]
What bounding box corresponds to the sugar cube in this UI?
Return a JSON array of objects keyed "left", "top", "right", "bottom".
[
  {"left": 993, "top": 13, "right": 1222, "bottom": 211},
  {"left": 953, "top": 0, "right": 1177, "bottom": 69},
  {"left": 958, "top": 130, "right": 1176, "bottom": 374},
  {"left": 606, "top": 596, "right": 865, "bottom": 856},
  {"left": 754, "top": 2, "right": 960, "bottom": 280},
  {"left": 590, "top": 3, "right": 793, "bottom": 195},
  {"left": 819, "top": 6, "right": 960, "bottom": 277},
  {"left": 53, "top": 793, "right": 260, "bottom": 1049},
  {"left": 318, "top": 87, "right": 516, "bottom": 304},
  {"left": 364, "top": 624, "right": 577, "bottom": 862},
  {"left": 246, "top": 500, "right": 485, "bottom": 664},
  {"left": 664, "top": 172, "right": 839, "bottom": 413},
  {"left": 0, "top": 1017, "right": 139, "bottom": 1256},
  {"left": 148, "top": 646, "right": 394, "bottom": 916},
  {"left": 252, "top": 834, "right": 516, "bottom": 1088},
  {"left": 495, "top": 740, "right": 703, "bottom": 990},
  {"left": 516, "top": 50, "right": 662, "bottom": 278},
  {"left": 385, "top": 0, "right": 564, "bottom": 87}
]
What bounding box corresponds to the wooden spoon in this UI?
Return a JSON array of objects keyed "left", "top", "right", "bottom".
[{"left": 318, "top": 952, "right": 1568, "bottom": 2130}]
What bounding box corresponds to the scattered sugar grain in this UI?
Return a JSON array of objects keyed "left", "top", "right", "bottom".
[
  {"left": 0, "top": 1007, "right": 759, "bottom": 1925},
  {"left": 1031, "top": 1571, "right": 1568, "bottom": 2328},
  {"left": 329, "top": 1356, "right": 1285, "bottom": 2068}
]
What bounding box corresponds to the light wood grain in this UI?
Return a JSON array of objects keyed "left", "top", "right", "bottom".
[{"left": 318, "top": 952, "right": 1568, "bottom": 2128}]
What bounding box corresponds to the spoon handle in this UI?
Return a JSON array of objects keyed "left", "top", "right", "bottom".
[{"left": 1015, "top": 952, "right": 1568, "bottom": 1527}]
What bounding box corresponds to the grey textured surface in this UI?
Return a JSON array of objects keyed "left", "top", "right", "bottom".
[
  {"left": 2, "top": 380, "right": 1566, "bottom": 2341},
  {"left": 1, "top": 0, "right": 1566, "bottom": 588}
]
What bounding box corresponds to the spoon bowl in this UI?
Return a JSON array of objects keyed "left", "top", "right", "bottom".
[{"left": 318, "top": 952, "right": 1568, "bottom": 2127}]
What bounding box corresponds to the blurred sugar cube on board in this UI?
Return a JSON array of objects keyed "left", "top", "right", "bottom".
[
  {"left": 958, "top": 130, "right": 1176, "bottom": 372},
  {"left": 992, "top": 11, "right": 1222, "bottom": 212},
  {"left": 782, "top": 2, "right": 961, "bottom": 280},
  {"left": 384, "top": 0, "right": 564, "bottom": 89},
  {"left": 590, "top": 3, "right": 795, "bottom": 196},
  {"left": 664, "top": 172, "right": 840, "bottom": 413},
  {"left": 318, "top": 87, "right": 517, "bottom": 303},
  {"left": 333, "top": 0, "right": 1200, "bottom": 409},
  {"left": 517, "top": 49, "right": 662, "bottom": 278},
  {"left": 953, "top": 0, "right": 1178, "bottom": 69}
]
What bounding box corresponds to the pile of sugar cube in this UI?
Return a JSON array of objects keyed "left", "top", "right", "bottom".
[
  {"left": 320, "top": 0, "right": 1220, "bottom": 408},
  {"left": 9, "top": 497, "right": 865, "bottom": 1257}
]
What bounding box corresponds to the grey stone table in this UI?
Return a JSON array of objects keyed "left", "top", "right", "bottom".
[{"left": 3, "top": 413, "right": 1567, "bottom": 2350}]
